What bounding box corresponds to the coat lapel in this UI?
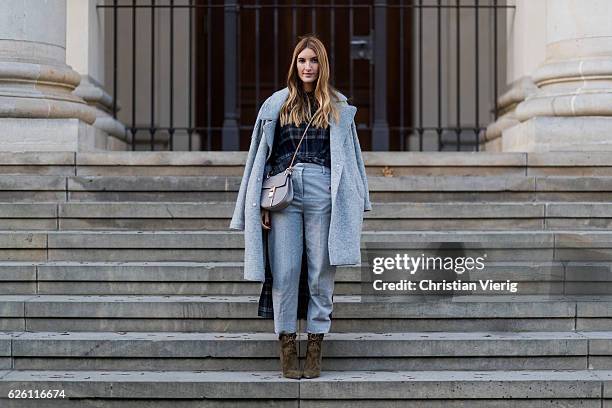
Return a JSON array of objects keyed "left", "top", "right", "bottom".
[
  {"left": 262, "top": 120, "right": 277, "bottom": 161},
  {"left": 259, "top": 87, "right": 357, "bottom": 163}
]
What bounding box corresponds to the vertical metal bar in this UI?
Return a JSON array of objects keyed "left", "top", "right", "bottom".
[
  {"left": 236, "top": 2, "right": 241, "bottom": 152},
  {"left": 292, "top": 0, "right": 296, "bottom": 45},
  {"left": 113, "top": 0, "right": 118, "bottom": 119},
  {"left": 369, "top": 4, "right": 373, "bottom": 137},
  {"left": 273, "top": 1, "right": 278, "bottom": 91},
  {"left": 455, "top": 0, "right": 460, "bottom": 151},
  {"left": 474, "top": 0, "right": 479, "bottom": 151},
  {"left": 437, "top": 0, "right": 442, "bottom": 151},
  {"left": 493, "top": 0, "right": 498, "bottom": 121},
  {"left": 169, "top": 0, "right": 175, "bottom": 150},
  {"left": 207, "top": 0, "right": 212, "bottom": 150},
  {"left": 131, "top": 0, "right": 136, "bottom": 151},
  {"left": 349, "top": 0, "right": 354, "bottom": 100},
  {"left": 188, "top": 0, "right": 193, "bottom": 150},
  {"left": 255, "top": 1, "right": 260, "bottom": 116},
  {"left": 399, "top": 2, "right": 404, "bottom": 151},
  {"left": 150, "top": 0, "right": 156, "bottom": 151},
  {"left": 371, "top": 1, "right": 389, "bottom": 151},
  {"left": 223, "top": 0, "right": 239, "bottom": 150},
  {"left": 311, "top": 0, "right": 315, "bottom": 33},
  {"left": 418, "top": 0, "right": 423, "bottom": 151},
  {"left": 330, "top": 0, "right": 335, "bottom": 85}
]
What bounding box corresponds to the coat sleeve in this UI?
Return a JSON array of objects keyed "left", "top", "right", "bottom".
[
  {"left": 229, "top": 103, "right": 266, "bottom": 230},
  {"left": 351, "top": 119, "right": 372, "bottom": 212}
]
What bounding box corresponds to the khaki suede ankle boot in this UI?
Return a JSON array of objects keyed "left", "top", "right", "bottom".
[
  {"left": 302, "top": 333, "right": 324, "bottom": 378},
  {"left": 278, "top": 332, "right": 301, "bottom": 379}
]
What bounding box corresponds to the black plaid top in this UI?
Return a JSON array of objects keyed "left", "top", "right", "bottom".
[{"left": 267, "top": 92, "right": 331, "bottom": 176}]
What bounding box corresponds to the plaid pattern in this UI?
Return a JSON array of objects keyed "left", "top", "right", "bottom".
[
  {"left": 268, "top": 101, "right": 331, "bottom": 177},
  {"left": 257, "top": 213, "right": 334, "bottom": 320}
]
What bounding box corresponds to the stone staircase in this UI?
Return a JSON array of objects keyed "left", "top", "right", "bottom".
[{"left": 0, "top": 151, "right": 610, "bottom": 406}]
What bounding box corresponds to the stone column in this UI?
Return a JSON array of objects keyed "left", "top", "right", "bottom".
[
  {"left": 503, "top": 0, "right": 612, "bottom": 152},
  {"left": 483, "top": 0, "right": 545, "bottom": 151},
  {"left": 67, "top": 0, "right": 127, "bottom": 150},
  {"left": 0, "top": 0, "right": 97, "bottom": 151}
]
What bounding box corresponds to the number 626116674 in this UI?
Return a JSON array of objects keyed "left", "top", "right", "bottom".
[{"left": 8, "top": 389, "right": 66, "bottom": 398}]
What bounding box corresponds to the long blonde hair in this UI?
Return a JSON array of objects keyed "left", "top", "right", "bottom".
[{"left": 280, "top": 35, "right": 342, "bottom": 129}]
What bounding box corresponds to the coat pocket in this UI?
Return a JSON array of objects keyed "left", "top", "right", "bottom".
[{"left": 349, "top": 168, "right": 365, "bottom": 199}]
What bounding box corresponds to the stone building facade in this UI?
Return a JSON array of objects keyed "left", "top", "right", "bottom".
[{"left": 0, "top": 0, "right": 610, "bottom": 152}]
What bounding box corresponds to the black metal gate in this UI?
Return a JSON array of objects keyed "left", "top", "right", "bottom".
[{"left": 98, "top": 0, "right": 513, "bottom": 151}]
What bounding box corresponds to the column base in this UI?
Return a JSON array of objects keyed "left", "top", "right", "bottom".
[
  {"left": 73, "top": 76, "right": 128, "bottom": 142},
  {"left": 502, "top": 116, "right": 612, "bottom": 152},
  {"left": 482, "top": 77, "right": 538, "bottom": 152},
  {"left": 0, "top": 118, "right": 128, "bottom": 152},
  {"left": 482, "top": 135, "right": 503, "bottom": 152}
]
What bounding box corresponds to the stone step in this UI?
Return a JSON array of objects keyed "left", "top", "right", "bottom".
[
  {"left": 0, "top": 176, "right": 66, "bottom": 202},
  {"left": 0, "top": 229, "right": 610, "bottom": 262},
  {"left": 0, "top": 152, "right": 74, "bottom": 176},
  {"left": 1, "top": 260, "right": 609, "bottom": 296},
  {"left": 66, "top": 175, "right": 612, "bottom": 203},
  {"left": 2, "top": 201, "right": 612, "bottom": 231},
  {"left": 0, "top": 294, "right": 609, "bottom": 332},
  {"left": 3, "top": 151, "right": 612, "bottom": 177},
  {"left": 74, "top": 151, "right": 612, "bottom": 177},
  {"left": 0, "top": 201, "right": 606, "bottom": 230},
  {"left": 3, "top": 173, "right": 612, "bottom": 202},
  {"left": 2, "top": 331, "right": 610, "bottom": 371},
  {"left": 0, "top": 331, "right": 612, "bottom": 371},
  {"left": 0, "top": 369, "right": 610, "bottom": 405}
]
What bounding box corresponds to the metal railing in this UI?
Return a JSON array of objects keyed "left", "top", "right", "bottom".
[{"left": 98, "top": 0, "right": 514, "bottom": 151}]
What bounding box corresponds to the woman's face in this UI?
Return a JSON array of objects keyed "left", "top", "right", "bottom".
[{"left": 296, "top": 47, "right": 319, "bottom": 89}]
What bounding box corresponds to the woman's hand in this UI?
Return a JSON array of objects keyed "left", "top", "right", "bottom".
[{"left": 261, "top": 208, "right": 271, "bottom": 230}]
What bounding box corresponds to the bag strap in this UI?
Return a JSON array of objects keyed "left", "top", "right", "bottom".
[{"left": 285, "top": 106, "right": 320, "bottom": 173}]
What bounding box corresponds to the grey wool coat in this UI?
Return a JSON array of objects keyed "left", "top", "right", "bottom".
[{"left": 229, "top": 86, "right": 372, "bottom": 318}]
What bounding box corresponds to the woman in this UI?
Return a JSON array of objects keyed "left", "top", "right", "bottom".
[{"left": 229, "top": 35, "right": 372, "bottom": 379}]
